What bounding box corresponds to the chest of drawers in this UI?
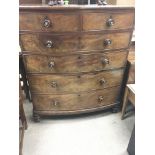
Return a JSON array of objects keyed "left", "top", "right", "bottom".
[{"left": 19, "top": 4, "right": 134, "bottom": 121}]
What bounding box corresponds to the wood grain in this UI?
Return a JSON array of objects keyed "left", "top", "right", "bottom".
[
  {"left": 20, "top": 13, "right": 80, "bottom": 32},
  {"left": 19, "top": 5, "right": 135, "bottom": 116},
  {"left": 20, "top": 32, "right": 131, "bottom": 53},
  {"left": 32, "top": 86, "right": 120, "bottom": 111},
  {"left": 23, "top": 51, "right": 128, "bottom": 73},
  {"left": 83, "top": 12, "right": 134, "bottom": 31},
  {"left": 20, "top": 33, "right": 79, "bottom": 53},
  {"left": 80, "top": 32, "right": 131, "bottom": 51},
  {"left": 28, "top": 69, "right": 124, "bottom": 93}
]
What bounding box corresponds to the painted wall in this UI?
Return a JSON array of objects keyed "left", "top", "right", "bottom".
[{"left": 107, "top": 0, "right": 135, "bottom": 5}]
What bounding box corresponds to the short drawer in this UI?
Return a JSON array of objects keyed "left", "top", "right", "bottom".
[
  {"left": 80, "top": 32, "right": 131, "bottom": 51},
  {"left": 20, "top": 32, "right": 131, "bottom": 53},
  {"left": 20, "top": 13, "right": 80, "bottom": 32},
  {"left": 23, "top": 51, "right": 127, "bottom": 73},
  {"left": 28, "top": 69, "right": 124, "bottom": 93},
  {"left": 83, "top": 12, "right": 134, "bottom": 31},
  {"left": 32, "top": 86, "right": 120, "bottom": 111}
]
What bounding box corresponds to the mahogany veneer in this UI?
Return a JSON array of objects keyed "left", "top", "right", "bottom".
[{"left": 19, "top": 4, "right": 134, "bottom": 121}]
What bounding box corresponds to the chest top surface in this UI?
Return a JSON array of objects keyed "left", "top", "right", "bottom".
[{"left": 19, "top": 4, "right": 134, "bottom": 11}]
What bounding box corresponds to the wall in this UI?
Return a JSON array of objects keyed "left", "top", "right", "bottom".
[{"left": 107, "top": 0, "right": 135, "bottom": 5}]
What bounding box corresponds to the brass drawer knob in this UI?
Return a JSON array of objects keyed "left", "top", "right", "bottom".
[
  {"left": 43, "top": 18, "right": 51, "bottom": 28},
  {"left": 98, "top": 96, "right": 104, "bottom": 102},
  {"left": 104, "top": 39, "right": 112, "bottom": 46},
  {"left": 100, "top": 78, "right": 106, "bottom": 85},
  {"left": 106, "top": 18, "right": 114, "bottom": 27},
  {"left": 48, "top": 61, "right": 55, "bottom": 69},
  {"left": 46, "top": 40, "right": 53, "bottom": 48},
  {"left": 50, "top": 81, "right": 57, "bottom": 88},
  {"left": 51, "top": 100, "right": 59, "bottom": 106}
]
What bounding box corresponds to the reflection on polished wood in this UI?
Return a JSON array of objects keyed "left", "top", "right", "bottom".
[
  {"left": 24, "top": 51, "right": 127, "bottom": 73},
  {"left": 28, "top": 69, "right": 124, "bottom": 93},
  {"left": 19, "top": 4, "right": 134, "bottom": 120}
]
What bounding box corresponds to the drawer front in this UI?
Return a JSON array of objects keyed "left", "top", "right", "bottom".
[
  {"left": 80, "top": 32, "right": 131, "bottom": 51},
  {"left": 32, "top": 87, "right": 120, "bottom": 111},
  {"left": 28, "top": 69, "right": 124, "bottom": 93},
  {"left": 20, "top": 34, "right": 79, "bottom": 53},
  {"left": 20, "top": 13, "right": 79, "bottom": 32},
  {"left": 83, "top": 12, "right": 134, "bottom": 31},
  {"left": 24, "top": 51, "right": 127, "bottom": 73},
  {"left": 20, "top": 32, "right": 130, "bottom": 53}
]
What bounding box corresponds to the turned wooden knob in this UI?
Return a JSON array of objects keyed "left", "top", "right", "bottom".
[
  {"left": 101, "top": 58, "right": 109, "bottom": 65},
  {"left": 98, "top": 96, "right": 104, "bottom": 102},
  {"left": 106, "top": 18, "right": 114, "bottom": 27},
  {"left": 46, "top": 40, "right": 53, "bottom": 48},
  {"left": 104, "top": 39, "right": 112, "bottom": 46},
  {"left": 43, "top": 18, "right": 51, "bottom": 28},
  {"left": 51, "top": 100, "right": 59, "bottom": 106},
  {"left": 48, "top": 61, "right": 55, "bottom": 69},
  {"left": 50, "top": 81, "right": 57, "bottom": 88},
  {"left": 100, "top": 78, "right": 106, "bottom": 85}
]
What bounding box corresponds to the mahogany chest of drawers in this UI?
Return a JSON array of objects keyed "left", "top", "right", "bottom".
[{"left": 19, "top": 4, "right": 134, "bottom": 121}]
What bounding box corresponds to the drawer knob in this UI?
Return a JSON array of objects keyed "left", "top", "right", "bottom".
[
  {"left": 104, "top": 39, "right": 112, "bottom": 46},
  {"left": 100, "top": 78, "right": 106, "bottom": 85},
  {"left": 51, "top": 81, "right": 57, "bottom": 88},
  {"left": 43, "top": 18, "right": 51, "bottom": 28},
  {"left": 106, "top": 18, "right": 114, "bottom": 27},
  {"left": 48, "top": 61, "right": 55, "bottom": 69},
  {"left": 46, "top": 40, "right": 53, "bottom": 48},
  {"left": 101, "top": 58, "right": 109, "bottom": 64},
  {"left": 98, "top": 96, "right": 104, "bottom": 102},
  {"left": 51, "top": 100, "right": 59, "bottom": 106}
]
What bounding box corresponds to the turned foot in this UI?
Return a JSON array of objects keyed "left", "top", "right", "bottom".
[{"left": 33, "top": 113, "right": 40, "bottom": 122}]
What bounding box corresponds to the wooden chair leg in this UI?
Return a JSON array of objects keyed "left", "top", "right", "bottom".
[
  {"left": 19, "top": 54, "right": 31, "bottom": 101},
  {"left": 19, "top": 127, "right": 24, "bottom": 155},
  {"left": 121, "top": 87, "right": 129, "bottom": 120}
]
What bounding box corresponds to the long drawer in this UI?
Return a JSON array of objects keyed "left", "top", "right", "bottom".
[
  {"left": 32, "top": 86, "right": 120, "bottom": 111},
  {"left": 83, "top": 12, "right": 134, "bottom": 31},
  {"left": 23, "top": 51, "right": 127, "bottom": 73},
  {"left": 28, "top": 69, "right": 124, "bottom": 93},
  {"left": 20, "top": 13, "right": 80, "bottom": 32},
  {"left": 20, "top": 32, "right": 131, "bottom": 53}
]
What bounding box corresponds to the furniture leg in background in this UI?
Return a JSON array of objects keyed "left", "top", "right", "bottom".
[
  {"left": 19, "top": 79, "right": 28, "bottom": 155},
  {"left": 19, "top": 53, "right": 31, "bottom": 101},
  {"left": 121, "top": 84, "right": 135, "bottom": 120}
]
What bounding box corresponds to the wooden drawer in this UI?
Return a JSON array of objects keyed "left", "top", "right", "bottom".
[
  {"left": 32, "top": 86, "right": 120, "bottom": 111},
  {"left": 20, "top": 33, "right": 79, "bottom": 53},
  {"left": 80, "top": 32, "right": 131, "bottom": 51},
  {"left": 20, "top": 13, "right": 79, "bottom": 32},
  {"left": 23, "top": 51, "right": 127, "bottom": 73},
  {"left": 28, "top": 69, "right": 124, "bottom": 93},
  {"left": 20, "top": 32, "right": 131, "bottom": 53},
  {"left": 83, "top": 12, "right": 134, "bottom": 31}
]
